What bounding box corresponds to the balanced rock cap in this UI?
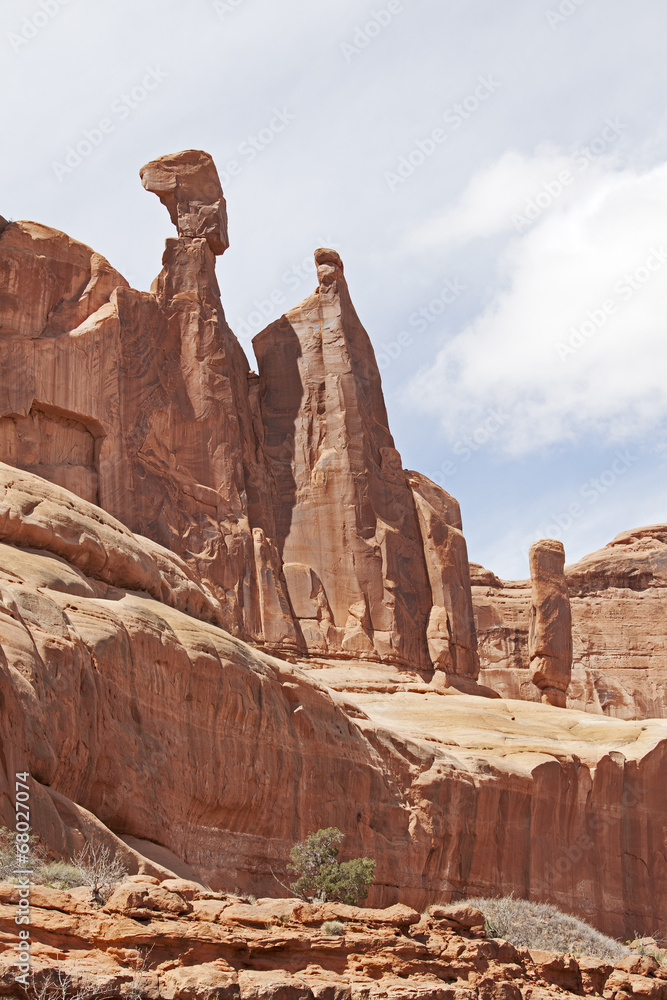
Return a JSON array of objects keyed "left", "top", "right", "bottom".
[
  {"left": 140, "top": 149, "right": 229, "bottom": 255},
  {"left": 315, "top": 247, "right": 344, "bottom": 286}
]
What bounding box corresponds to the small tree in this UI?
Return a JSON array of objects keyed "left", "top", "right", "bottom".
[{"left": 287, "top": 827, "right": 375, "bottom": 905}]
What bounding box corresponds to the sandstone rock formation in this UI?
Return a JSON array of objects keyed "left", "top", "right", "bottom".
[
  {"left": 408, "top": 471, "right": 479, "bottom": 684},
  {"left": 1, "top": 149, "right": 667, "bottom": 964},
  {"left": 473, "top": 527, "right": 667, "bottom": 719},
  {"left": 528, "top": 540, "right": 572, "bottom": 707},
  {"left": 0, "top": 152, "right": 479, "bottom": 678},
  {"left": 140, "top": 149, "right": 229, "bottom": 254},
  {"left": 1, "top": 464, "right": 666, "bottom": 940},
  {"left": 0, "top": 214, "right": 295, "bottom": 647},
  {"left": 253, "top": 249, "right": 476, "bottom": 672},
  {"left": 4, "top": 883, "right": 662, "bottom": 1000}
]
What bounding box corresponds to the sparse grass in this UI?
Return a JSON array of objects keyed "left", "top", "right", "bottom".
[
  {"left": 0, "top": 826, "right": 48, "bottom": 883},
  {"left": 321, "top": 919, "right": 345, "bottom": 936},
  {"left": 464, "top": 895, "right": 630, "bottom": 961},
  {"left": 233, "top": 888, "right": 257, "bottom": 904},
  {"left": 627, "top": 934, "right": 667, "bottom": 964},
  {"left": 39, "top": 860, "right": 88, "bottom": 890}
]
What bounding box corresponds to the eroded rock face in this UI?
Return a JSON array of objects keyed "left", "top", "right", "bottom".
[
  {"left": 0, "top": 215, "right": 296, "bottom": 649},
  {"left": 252, "top": 249, "right": 434, "bottom": 669},
  {"left": 2, "top": 150, "right": 667, "bottom": 946},
  {"left": 408, "top": 471, "right": 479, "bottom": 682},
  {"left": 529, "top": 539, "right": 572, "bottom": 707},
  {"left": 3, "top": 881, "right": 657, "bottom": 1000}
]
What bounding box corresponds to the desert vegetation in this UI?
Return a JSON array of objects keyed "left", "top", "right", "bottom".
[
  {"left": 287, "top": 827, "right": 375, "bottom": 905},
  {"left": 0, "top": 827, "right": 127, "bottom": 903},
  {"left": 465, "top": 895, "right": 630, "bottom": 960}
]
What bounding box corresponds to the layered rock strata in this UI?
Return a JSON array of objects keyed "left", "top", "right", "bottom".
[{"left": 3, "top": 886, "right": 663, "bottom": 1000}]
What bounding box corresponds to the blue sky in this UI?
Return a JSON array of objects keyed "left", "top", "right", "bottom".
[{"left": 2, "top": 0, "right": 666, "bottom": 578}]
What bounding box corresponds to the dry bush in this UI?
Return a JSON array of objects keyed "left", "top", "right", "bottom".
[
  {"left": 72, "top": 842, "right": 128, "bottom": 904},
  {"left": 464, "top": 895, "right": 630, "bottom": 961},
  {"left": 321, "top": 919, "right": 345, "bottom": 936},
  {"left": 0, "top": 828, "right": 98, "bottom": 893},
  {"left": 28, "top": 948, "right": 153, "bottom": 1000},
  {"left": 29, "top": 964, "right": 110, "bottom": 1000},
  {"left": 628, "top": 935, "right": 667, "bottom": 964}
]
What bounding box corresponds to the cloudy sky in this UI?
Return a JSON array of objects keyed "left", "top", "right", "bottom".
[{"left": 3, "top": 0, "right": 666, "bottom": 578}]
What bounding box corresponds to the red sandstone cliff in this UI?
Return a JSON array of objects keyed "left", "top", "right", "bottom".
[{"left": 0, "top": 465, "right": 666, "bottom": 941}]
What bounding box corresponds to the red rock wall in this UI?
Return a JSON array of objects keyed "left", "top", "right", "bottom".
[{"left": 1, "top": 466, "right": 666, "bottom": 939}]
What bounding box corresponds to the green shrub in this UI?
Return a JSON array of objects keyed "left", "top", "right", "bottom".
[
  {"left": 287, "top": 827, "right": 375, "bottom": 906},
  {"left": 465, "top": 895, "right": 629, "bottom": 961}
]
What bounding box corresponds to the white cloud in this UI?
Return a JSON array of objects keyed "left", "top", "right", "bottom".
[{"left": 406, "top": 156, "right": 667, "bottom": 456}]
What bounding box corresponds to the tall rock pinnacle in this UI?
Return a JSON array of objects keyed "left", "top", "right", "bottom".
[
  {"left": 253, "top": 247, "right": 477, "bottom": 672},
  {"left": 529, "top": 538, "right": 573, "bottom": 706}
]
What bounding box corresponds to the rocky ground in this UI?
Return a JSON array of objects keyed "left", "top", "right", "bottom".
[{"left": 2, "top": 879, "right": 666, "bottom": 1000}]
